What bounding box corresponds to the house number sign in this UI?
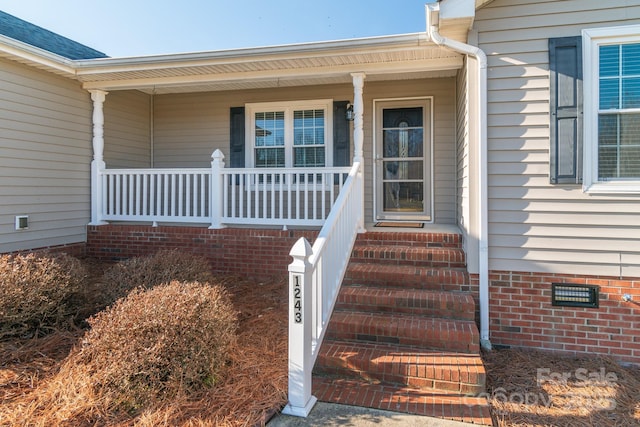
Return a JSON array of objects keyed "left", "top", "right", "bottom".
[{"left": 293, "top": 275, "right": 302, "bottom": 324}]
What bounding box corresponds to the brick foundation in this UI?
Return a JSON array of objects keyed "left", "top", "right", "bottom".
[
  {"left": 472, "top": 271, "right": 640, "bottom": 365},
  {"left": 86, "top": 225, "right": 318, "bottom": 278}
]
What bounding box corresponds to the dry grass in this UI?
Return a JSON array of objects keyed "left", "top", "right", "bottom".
[
  {"left": 0, "top": 258, "right": 288, "bottom": 427},
  {"left": 484, "top": 347, "right": 640, "bottom": 427}
]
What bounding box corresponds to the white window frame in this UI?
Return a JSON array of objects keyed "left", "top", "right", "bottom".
[
  {"left": 245, "top": 99, "right": 334, "bottom": 168},
  {"left": 583, "top": 25, "right": 640, "bottom": 194}
]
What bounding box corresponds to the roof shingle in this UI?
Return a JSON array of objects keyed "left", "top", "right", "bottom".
[{"left": 0, "top": 10, "right": 108, "bottom": 59}]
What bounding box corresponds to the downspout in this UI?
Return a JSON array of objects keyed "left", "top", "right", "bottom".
[{"left": 426, "top": 3, "right": 491, "bottom": 350}]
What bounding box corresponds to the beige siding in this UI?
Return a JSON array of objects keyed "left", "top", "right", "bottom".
[
  {"left": 0, "top": 58, "right": 92, "bottom": 253},
  {"left": 475, "top": 0, "right": 640, "bottom": 276},
  {"left": 153, "top": 79, "right": 458, "bottom": 224},
  {"left": 104, "top": 91, "right": 151, "bottom": 168}
]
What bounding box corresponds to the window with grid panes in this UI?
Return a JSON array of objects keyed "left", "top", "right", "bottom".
[
  {"left": 583, "top": 26, "right": 640, "bottom": 193},
  {"left": 248, "top": 100, "right": 332, "bottom": 169}
]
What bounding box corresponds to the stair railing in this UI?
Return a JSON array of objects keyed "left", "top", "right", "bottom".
[{"left": 283, "top": 160, "right": 363, "bottom": 417}]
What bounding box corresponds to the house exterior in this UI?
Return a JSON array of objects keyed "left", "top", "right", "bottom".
[{"left": 1, "top": 0, "right": 639, "bottom": 374}]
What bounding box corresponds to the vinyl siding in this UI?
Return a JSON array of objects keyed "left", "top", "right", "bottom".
[
  {"left": 104, "top": 91, "right": 151, "bottom": 168},
  {"left": 0, "top": 57, "right": 92, "bottom": 252},
  {"left": 475, "top": 0, "right": 640, "bottom": 277},
  {"left": 152, "top": 78, "right": 458, "bottom": 224},
  {"left": 456, "top": 57, "right": 471, "bottom": 256}
]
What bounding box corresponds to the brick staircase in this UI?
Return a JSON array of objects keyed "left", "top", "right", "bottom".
[{"left": 312, "top": 231, "right": 492, "bottom": 425}]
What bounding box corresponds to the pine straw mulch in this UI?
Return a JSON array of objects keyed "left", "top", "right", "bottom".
[
  {"left": 0, "top": 273, "right": 289, "bottom": 427},
  {"left": 483, "top": 347, "right": 640, "bottom": 427}
]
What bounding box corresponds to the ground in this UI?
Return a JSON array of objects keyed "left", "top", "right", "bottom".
[{"left": 1, "top": 259, "right": 639, "bottom": 426}]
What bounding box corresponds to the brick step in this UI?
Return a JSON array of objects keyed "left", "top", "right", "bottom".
[
  {"left": 313, "top": 377, "right": 493, "bottom": 426},
  {"left": 343, "top": 263, "right": 470, "bottom": 292},
  {"left": 315, "top": 340, "right": 485, "bottom": 395},
  {"left": 336, "top": 286, "right": 475, "bottom": 321},
  {"left": 355, "top": 231, "right": 462, "bottom": 249},
  {"left": 350, "top": 245, "right": 466, "bottom": 268},
  {"left": 325, "top": 311, "right": 480, "bottom": 353}
]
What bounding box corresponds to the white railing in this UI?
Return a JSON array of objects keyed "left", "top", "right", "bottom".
[
  {"left": 95, "top": 150, "right": 350, "bottom": 227},
  {"left": 282, "top": 161, "right": 364, "bottom": 417},
  {"left": 101, "top": 168, "right": 211, "bottom": 223},
  {"left": 221, "top": 168, "right": 350, "bottom": 226}
]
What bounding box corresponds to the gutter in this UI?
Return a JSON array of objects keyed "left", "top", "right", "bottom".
[
  {"left": 426, "top": 3, "right": 491, "bottom": 350},
  {"left": 0, "top": 34, "right": 76, "bottom": 76}
]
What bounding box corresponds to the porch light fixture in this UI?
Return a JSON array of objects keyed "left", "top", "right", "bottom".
[
  {"left": 552, "top": 283, "right": 599, "bottom": 308},
  {"left": 345, "top": 103, "right": 354, "bottom": 121}
]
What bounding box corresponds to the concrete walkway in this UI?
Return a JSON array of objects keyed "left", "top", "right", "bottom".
[{"left": 267, "top": 402, "right": 488, "bottom": 427}]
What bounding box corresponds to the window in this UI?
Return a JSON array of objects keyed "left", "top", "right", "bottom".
[
  {"left": 247, "top": 100, "right": 333, "bottom": 168},
  {"left": 583, "top": 26, "right": 640, "bottom": 193}
]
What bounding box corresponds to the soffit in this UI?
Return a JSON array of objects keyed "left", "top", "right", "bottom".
[{"left": 74, "top": 33, "right": 463, "bottom": 94}]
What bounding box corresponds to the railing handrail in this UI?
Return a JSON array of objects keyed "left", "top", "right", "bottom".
[
  {"left": 308, "top": 162, "right": 359, "bottom": 265},
  {"left": 284, "top": 161, "right": 363, "bottom": 417},
  {"left": 221, "top": 166, "right": 352, "bottom": 174},
  {"left": 101, "top": 167, "right": 211, "bottom": 175}
]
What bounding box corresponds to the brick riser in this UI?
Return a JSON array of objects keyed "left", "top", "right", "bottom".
[
  {"left": 343, "top": 263, "right": 469, "bottom": 292},
  {"left": 326, "top": 311, "right": 479, "bottom": 354},
  {"left": 315, "top": 341, "right": 485, "bottom": 395},
  {"left": 351, "top": 246, "right": 466, "bottom": 268},
  {"left": 336, "top": 286, "right": 475, "bottom": 321}
]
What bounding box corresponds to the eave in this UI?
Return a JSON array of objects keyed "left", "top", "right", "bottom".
[
  {"left": 0, "top": 32, "right": 464, "bottom": 94},
  {"left": 74, "top": 33, "right": 462, "bottom": 94}
]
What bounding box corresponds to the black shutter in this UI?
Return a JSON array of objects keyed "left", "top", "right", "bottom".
[
  {"left": 333, "top": 101, "right": 351, "bottom": 167},
  {"left": 549, "top": 36, "right": 583, "bottom": 184},
  {"left": 229, "top": 107, "right": 245, "bottom": 168}
]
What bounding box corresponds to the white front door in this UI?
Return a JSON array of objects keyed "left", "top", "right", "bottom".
[{"left": 374, "top": 98, "right": 432, "bottom": 221}]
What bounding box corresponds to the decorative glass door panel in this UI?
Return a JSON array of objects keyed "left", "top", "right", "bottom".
[{"left": 375, "top": 100, "right": 431, "bottom": 221}]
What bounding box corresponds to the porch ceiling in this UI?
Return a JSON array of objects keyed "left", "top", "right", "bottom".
[{"left": 75, "top": 33, "right": 463, "bottom": 94}]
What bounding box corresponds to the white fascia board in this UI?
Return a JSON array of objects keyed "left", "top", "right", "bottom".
[
  {"left": 73, "top": 33, "right": 431, "bottom": 74},
  {"left": 0, "top": 34, "right": 76, "bottom": 76}
]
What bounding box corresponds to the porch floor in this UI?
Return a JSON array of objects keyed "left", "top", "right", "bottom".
[{"left": 365, "top": 223, "right": 462, "bottom": 234}]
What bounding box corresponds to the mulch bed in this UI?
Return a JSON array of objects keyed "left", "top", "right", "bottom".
[
  {"left": 0, "top": 269, "right": 289, "bottom": 426},
  {"left": 483, "top": 347, "right": 640, "bottom": 426}
]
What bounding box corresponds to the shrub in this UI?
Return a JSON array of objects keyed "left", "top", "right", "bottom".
[
  {"left": 78, "top": 280, "right": 237, "bottom": 411},
  {"left": 101, "top": 249, "right": 214, "bottom": 304},
  {"left": 0, "top": 253, "right": 88, "bottom": 338}
]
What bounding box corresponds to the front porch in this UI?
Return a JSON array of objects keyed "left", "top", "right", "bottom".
[{"left": 79, "top": 30, "right": 489, "bottom": 421}]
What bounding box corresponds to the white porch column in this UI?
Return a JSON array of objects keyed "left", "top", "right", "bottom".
[
  {"left": 351, "top": 72, "right": 366, "bottom": 232},
  {"left": 89, "top": 90, "right": 108, "bottom": 225},
  {"left": 351, "top": 72, "right": 366, "bottom": 163}
]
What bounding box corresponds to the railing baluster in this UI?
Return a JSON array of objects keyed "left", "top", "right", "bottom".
[
  {"left": 304, "top": 174, "right": 309, "bottom": 220},
  {"left": 312, "top": 173, "right": 317, "bottom": 220},
  {"left": 223, "top": 173, "right": 229, "bottom": 220},
  {"left": 185, "top": 173, "right": 191, "bottom": 217},
  {"left": 279, "top": 172, "right": 284, "bottom": 220},
  {"left": 128, "top": 174, "right": 134, "bottom": 216},
  {"left": 262, "top": 173, "right": 268, "bottom": 219},
  {"left": 115, "top": 174, "right": 121, "bottom": 216},
  {"left": 271, "top": 172, "right": 275, "bottom": 220}
]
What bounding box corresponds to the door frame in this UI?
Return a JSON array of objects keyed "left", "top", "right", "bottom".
[{"left": 372, "top": 97, "right": 434, "bottom": 222}]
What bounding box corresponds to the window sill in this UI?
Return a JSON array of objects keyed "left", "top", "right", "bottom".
[{"left": 583, "top": 182, "right": 640, "bottom": 195}]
